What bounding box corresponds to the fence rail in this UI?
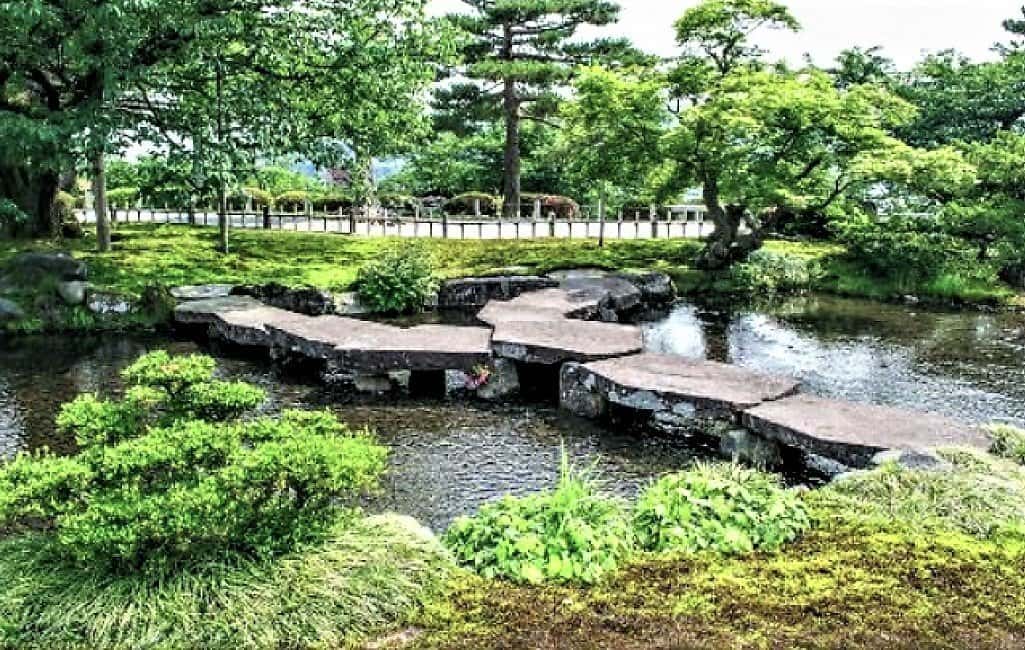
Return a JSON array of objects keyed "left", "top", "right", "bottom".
[{"left": 74, "top": 203, "right": 714, "bottom": 241}]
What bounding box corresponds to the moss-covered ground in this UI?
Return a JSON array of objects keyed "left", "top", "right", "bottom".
[{"left": 3, "top": 224, "right": 1019, "bottom": 308}]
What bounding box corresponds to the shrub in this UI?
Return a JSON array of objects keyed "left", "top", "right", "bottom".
[
  {"left": 443, "top": 192, "right": 499, "bottom": 216},
  {"left": 834, "top": 216, "right": 955, "bottom": 286},
  {"left": 516, "top": 194, "right": 580, "bottom": 219},
  {"left": 356, "top": 242, "right": 438, "bottom": 314},
  {"left": 311, "top": 192, "right": 354, "bottom": 211},
  {"left": 444, "top": 458, "right": 633, "bottom": 585},
  {"left": 728, "top": 249, "right": 820, "bottom": 295},
  {"left": 0, "top": 350, "right": 388, "bottom": 572},
  {"left": 241, "top": 186, "right": 274, "bottom": 207},
  {"left": 379, "top": 193, "right": 421, "bottom": 211},
  {"left": 810, "top": 448, "right": 1025, "bottom": 539},
  {"left": 633, "top": 464, "right": 810, "bottom": 555},
  {"left": 105, "top": 186, "right": 140, "bottom": 207},
  {"left": 0, "top": 198, "right": 29, "bottom": 230},
  {"left": 989, "top": 424, "right": 1025, "bottom": 465},
  {"left": 276, "top": 190, "right": 310, "bottom": 210}
]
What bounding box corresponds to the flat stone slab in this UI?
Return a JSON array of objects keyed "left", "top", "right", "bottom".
[
  {"left": 174, "top": 295, "right": 265, "bottom": 325},
  {"left": 742, "top": 394, "right": 990, "bottom": 468},
  {"left": 477, "top": 288, "right": 605, "bottom": 326},
  {"left": 561, "top": 353, "right": 799, "bottom": 419},
  {"left": 170, "top": 284, "right": 234, "bottom": 301},
  {"left": 492, "top": 320, "right": 643, "bottom": 365},
  {"left": 438, "top": 275, "right": 558, "bottom": 309},
  {"left": 547, "top": 269, "right": 642, "bottom": 313}
]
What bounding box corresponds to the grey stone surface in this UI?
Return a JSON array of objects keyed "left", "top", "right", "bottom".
[
  {"left": 56, "top": 280, "right": 88, "bottom": 306},
  {"left": 742, "top": 394, "right": 989, "bottom": 468},
  {"left": 477, "top": 288, "right": 606, "bottom": 326},
  {"left": 170, "top": 284, "right": 234, "bottom": 301},
  {"left": 614, "top": 270, "right": 676, "bottom": 304},
  {"left": 564, "top": 353, "right": 800, "bottom": 420},
  {"left": 559, "top": 362, "right": 607, "bottom": 419},
  {"left": 233, "top": 283, "right": 336, "bottom": 316},
  {"left": 4, "top": 252, "right": 87, "bottom": 282},
  {"left": 492, "top": 319, "right": 643, "bottom": 365},
  {"left": 719, "top": 429, "right": 783, "bottom": 469},
  {"left": 353, "top": 373, "right": 393, "bottom": 394},
  {"left": 86, "top": 290, "right": 134, "bottom": 315},
  {"left": 476, "top": 358, "right": 520, "bottom": 400},
  {"left": 174, "top": 295, "right": 266, "bottom": 325},
  {"left": 334, "top": 291, "right": 371, "bottom": 316},
  {"left": 438, "top": 275, "right": 558, "bottom": 309},
  {"left": 871, "top": 448, "right": 950, "bottom": 471},
  {"left": 547, "top": 268, "right": 642, "bottom": 316},
  {"left": 0, "top": 297, "right": 24, "bottom": 321}
]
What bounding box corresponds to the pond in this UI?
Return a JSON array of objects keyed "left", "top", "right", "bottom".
[{"left": 1, "top": 294, "right": 1022, "bottom": 531}]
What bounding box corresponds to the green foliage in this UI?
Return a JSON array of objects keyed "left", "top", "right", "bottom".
[
  {"left": 105, "top": 187, "right": 140, "bottom": 207},
  {"left": 633, "top": 464, "right": 810, "bottom": 555},
  {"left": 727, "top": 249, "right": 821, "bottom": 295},
  {"left": 356, "top": 243, "right": 438, "bottom": 314},
  {"left": 443, "top": 192, "right": 500, "bottom": 216},
  {"left": 989, "top": 424, "right": 1025, "bottom": 465},
  {"left": 241, "top": 186, "right": 274, "bottom": 207},
  {"left": 811, "top": 448, "right": 1025, "bottom": 539},
  {"left": 0, "top": 514, "right": 453, "bottom": 650},
  {"left": 0, "top": 198, "right": 29, "bottom": 230},
  {"left": 444, "top": 459, "right": 633, "bottom": 585},
  {"left": 834, "top": 216, "right": 960, "bottom": 287},
  {"left": 0, "top": 350, "right": 387, "bottom": 573},
  {"left": 275, "top": 190, "right": 310, "bottom": 210},
  {"left": 310, "top": 192, "right": 353, "bottom": 211}
]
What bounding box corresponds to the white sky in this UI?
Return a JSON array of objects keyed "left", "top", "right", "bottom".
[{"left": 429, "top": 0, "right": 1018, "bottom": 69}]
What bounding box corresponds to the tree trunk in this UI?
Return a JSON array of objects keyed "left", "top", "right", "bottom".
[
  {"left": 218, "top": 184, "right": 229, "bottom": 254},
  {"left": 93, "top": 153, "right": 111, "bottom": 252},
  {"left": 35, "top": 169, "right": 60, "bottom": 239},
  {"left": 695, "top": 176, "right": 761, "bottom": 270},
  {"left": 501, "top": 25, "right": 521, "bottom": 221}
]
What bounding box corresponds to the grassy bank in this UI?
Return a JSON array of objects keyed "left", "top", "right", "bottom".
[
  {"left": 416, "top": 449, "right": 1025, "bottom": 649},
  {"left": 0, "top": 225, "right": 1020, "bottom": 334}
]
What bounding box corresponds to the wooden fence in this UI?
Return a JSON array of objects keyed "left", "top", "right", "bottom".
[{"left": 74, "top": 203, "right": 713, "bottom": 241}]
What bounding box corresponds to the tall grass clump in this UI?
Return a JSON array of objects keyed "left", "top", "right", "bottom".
[
  {"left": 811, "top": 447, "right": 1025, "bottom": 539},
  {"left": 0, "top": 350, "right": 451, "bottom": 649},
  {"left": 633, "top": 463, "right": 810, "bottom": 555},
  {"left": 443, "top": 455, "right": 632, "bottom": 585},
  {"left": 988, "top": 424, "right": 1025, "bottom": 466}
]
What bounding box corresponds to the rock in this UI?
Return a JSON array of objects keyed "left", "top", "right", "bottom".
[
  {"left": 4, "top": 252, "right": 87, "bottom": 281},
  {"left": 561, "top": 353, "right": 800, "bottom": 422},
  {"left": 547, "top": 268, "right": 642, "bottom": 318},
  {"left": 491, "top": 320, "right": 643, "bottom": 365},
  {"left": 614, "top": 270, "right": 676, "bottom": 304},
  {"left": 437, "top": 275, "right": 558, "bottom": 309},
  {"left": 0, "top": 297, "right": 24, "bottom": 322},
  {"left": 232, "top": 283, "right": 336, "bottom": 316},
  {"left": 559, "top": 362, "right": 607, "bottom": 419},
  {"left": 174, "top": 295, "right": 267, "bottom": 326},
  {"left": 476, "top": 358, "right": 520, "bottom": 400},
  {"left": 870, "top": 448, "right": 950, "bottom": 471},
  {"left": 742, "top": 394, "right": 989, "bottom": 469},
  {"left": 353, "top": 373, "right": 394, "bottom": 394},
  {"left": 56, "top": 280, "right": 88, "bottom": 306},
  {"left": 170, "top": 284, "right": 234, "bottom": 301},
  {"left": 719, "top": 429, "right": 783, "bottom": 469},
  {"left": 334, "top": 291, "right": 371, "bottom": 316},
  {"left": 86, "top": 290, "right": 134, "bottom": 315},
  {"left": 61, "top": 220, "right": 84, "bottom": 239},
  {"left": 803, "top": 453, "right": 852, "bottom": 479}
]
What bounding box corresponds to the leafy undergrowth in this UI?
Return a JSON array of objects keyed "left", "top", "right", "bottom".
[
  {"left": 417, "top": 450, "right": 1025, "bottom": 649},
  {"left": 0, "top": 514, "right": 453, "bottom": 650},
  {"left": 415, "top": 522, "right": 1025, "bottom": 650}
]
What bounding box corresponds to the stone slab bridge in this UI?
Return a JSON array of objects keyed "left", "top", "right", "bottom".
[{"left": 174, "top": 271, "right": 990, "bottom": 479}]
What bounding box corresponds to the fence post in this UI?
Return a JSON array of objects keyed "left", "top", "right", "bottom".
[
  {"left": 261, "top": 205, "right": 270, "bottom": 229},
  {"left": 598, "top": 194, "right": 606, "bottom": 248},
  {"left": 188, "top": 203, "right": 196, "bottom": 226},
  {"left": 442, "top": 211, "right": 449, "bottom": 239},
  {"left": 548, "top": 210, "right": 555, "bottom": 238},
  {"left": 649, "top": 205, "right": 657, "bottom": 239}
]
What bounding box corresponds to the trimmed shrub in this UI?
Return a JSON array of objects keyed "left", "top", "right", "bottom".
[
  {"left": 633, "top": 464, "right": 810, "bottom": 555},
  {"left": 105, "top": 186, "right": 140, "bottom": 207},
  {"left": 517, "top": 194, "right": 580, "bottom": 219},
  {"left": 0, "top": 350, "right": 388, "bottom": 572},
  {"left": 835, "top": 216, "right": 955, "bottom": 285},
  {"left": 379, "top": 193, "right": 421, "bottom": 211},
  {"left": 356, "top": 243, "right": 438, "bottom": 314},
  {"left": 311, "top": 192, "right": 354, "bottom": 211},
  {"left": 276, "top": 190, "right": 310, "bottom": 211},
  {"left": 444, "top": 459, "right": 633, "bottom": 585},
  {"left": 443, "top": 192, "right": 499, "bottom": 216},
  {"left": 989, "top": 424, "right": 1025, "bottom": 466},
  {"left": 241, "top": 186, "right": 274, "bottom": 208}
]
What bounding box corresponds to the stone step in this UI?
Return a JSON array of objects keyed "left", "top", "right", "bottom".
[
  {"left": 560, "top": 353, "right": 800, "bottom": 420},
  {"left": 742, "top": 394, "right": 989, "bottom": 468},
  {"left": 493, "top": 320, "right": 643, "bottom": 365}
]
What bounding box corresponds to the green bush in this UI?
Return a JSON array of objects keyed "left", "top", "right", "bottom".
[
  {"left": 241, "top": 186, "right": 274, "bottom": 208},
  {"left": 989, "top": 424, "right": 1025, "bottom": 466},
  {"left": 0, "top": 350, "right": 388, "bottom": 572},
  {"left": 379, "top": 193, "right": 420, "bottom": 211},
  {"left": 356, "top": 243, "right": 438, "bottom": 314},
  {"left": 443, "top": 192, "right": 499, "bottom": 216},
  {"left": 275, "top": 190, "right": 310, "bottom": 210},
  {"left": 834, "top": 216, "right": 955, "bottom": 286},
  {"left": 311, "top": 192, "right": 354, "bottom": 211},
  {"left": 106, "top": 186, "right": 140, "bottom": 207},
  {"left": 0, "top": 198, "right": 29, "bottom": 229},
  {"left": 633, "top": 464, "right": 810, "bottom": 555},
  {"left": 810, "top": 448, "right": 1025, "bottom": 539},
  {"left": 728, "top": 249, "right": 821, "bottom": 295},
  {"left": 444, "top": 458, "right": 633, "bottom": 585}
]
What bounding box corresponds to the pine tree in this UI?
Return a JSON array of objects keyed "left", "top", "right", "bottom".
[{"left": 442, "top": 0, "right": 640, "bottom": 219}]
